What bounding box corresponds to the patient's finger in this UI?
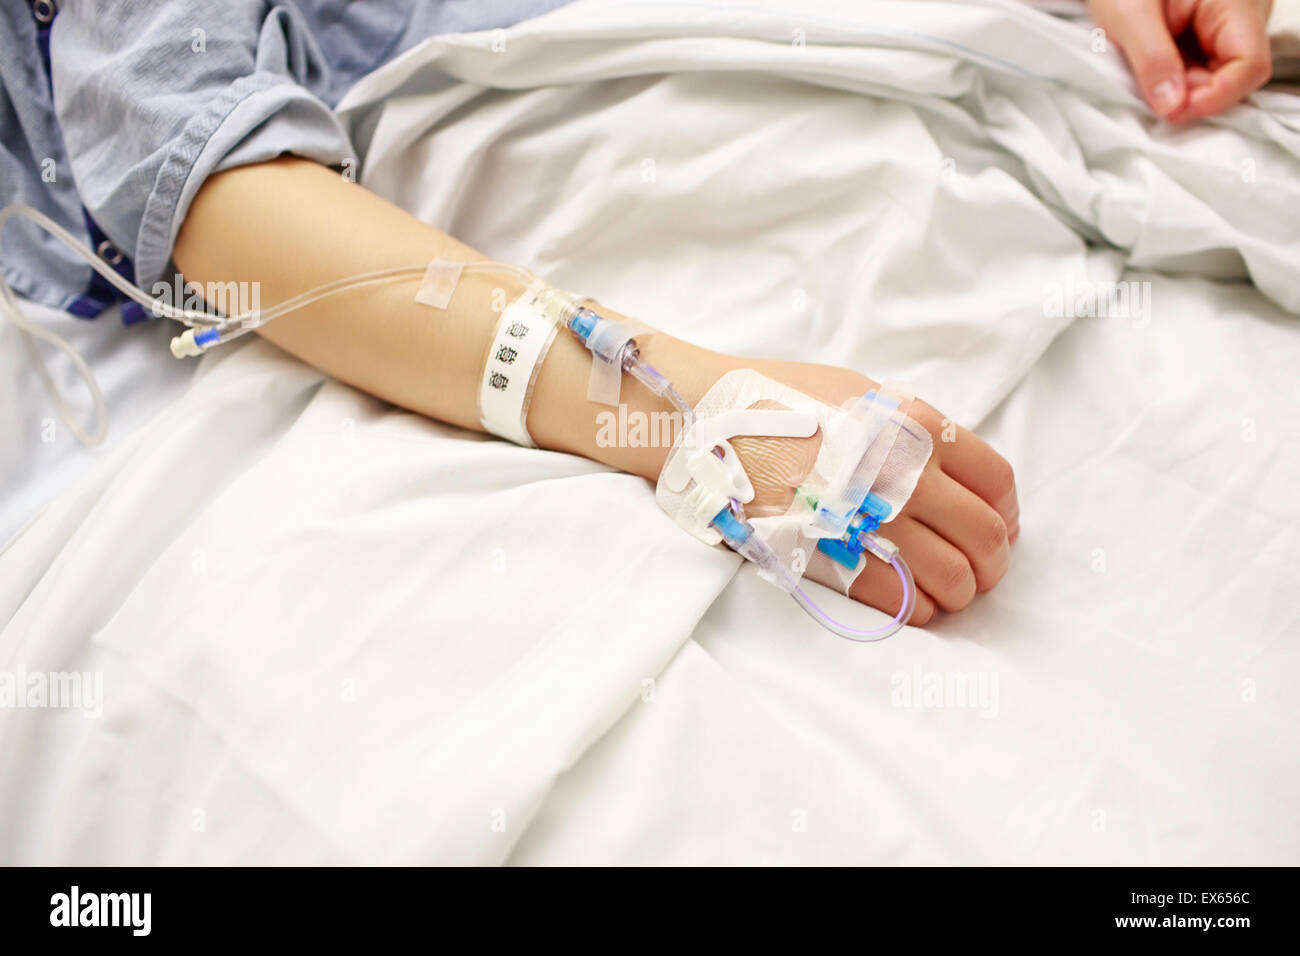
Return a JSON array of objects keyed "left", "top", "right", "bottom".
[
  {"left": 913, "top": 402, "right": 1019, "bottom": 533},
  {"left": 838, "top": 548, "right": 937, "bottom": 626},
  {"left": 801, "top": 548, "right": 937, "bottom": 626},
  {"left": 1170, "top": 11, "right": 1272, "bottom": 120},
  {"left": 1092, "top": 0, "right": 1188, "bottom": 116},
  {"left": 906, "top": 467, "right": 1011, "bottom": 593},
  {"left": 879, "top": 515, "right": 976, "bottom": 614},
  {"left": 1181, "top": 50, "right": 1272, "bottom": 118}
]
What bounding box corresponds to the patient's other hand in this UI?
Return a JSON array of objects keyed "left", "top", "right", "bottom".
[
  {"left": 1088, "top": 0, "right": 1273, "bottom": 120},
  {"left": 730, "top": 361, "right": 1019, "bottom": 626}
]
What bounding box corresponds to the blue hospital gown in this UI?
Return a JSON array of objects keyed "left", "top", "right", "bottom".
[{"left": 0, "top": 0, "right": 573, "bottom": 318}]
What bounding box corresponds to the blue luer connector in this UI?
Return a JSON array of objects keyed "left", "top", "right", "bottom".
[
  {"left": 861, "top": 491, "right": 892, "bottom": 520},
  {"left": 711, "top": 506, "right": 752, "bottom": 548},
  {"left": 817, "top": 536, "right": 862, "bottom": 569},
  {"left": 816, "top": 490, "right": 893, "bottom": 569},
  {"left": 194, "top": 327, "right": 221, "bottom": 347},
  {"left": 569, "top": 309, "right": 598, "bottom": 343}
]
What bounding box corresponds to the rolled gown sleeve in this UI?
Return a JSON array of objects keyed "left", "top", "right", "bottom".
[{"left": 49, "top": 0, "right": 359, "bottom": 288}]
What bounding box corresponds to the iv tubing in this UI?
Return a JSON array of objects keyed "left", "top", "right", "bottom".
[
  {"left": 793, "top": 553, "right": 915, "bottom": 641},
  {"left": 0, "top": 202, "right": 537, "bottom": 443}
]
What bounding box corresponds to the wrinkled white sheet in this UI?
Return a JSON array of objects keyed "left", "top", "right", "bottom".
[
  {"left": 2, "top": 0, "right": 1298, "bottom": 864},
  {"left": 0, "top": 302, "right": 194, "bottom": 545}
]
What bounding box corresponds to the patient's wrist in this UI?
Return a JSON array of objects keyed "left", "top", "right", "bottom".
[
  {"left": 525, "top": 309, "right": 727, "bottom": 483},
  {"left": 525, "top": 297, "right": 880, "bottom": 489},
  {"left": 613, "top": 332, "right": 731, "bottom": 481}
]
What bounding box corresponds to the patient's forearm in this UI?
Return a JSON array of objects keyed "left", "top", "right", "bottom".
[
  {"left": 172, "top": 157, "right": 726, "bottom": 480},
  {"left": 172, "top": 157, "right": 1020, "bottom": 626}
]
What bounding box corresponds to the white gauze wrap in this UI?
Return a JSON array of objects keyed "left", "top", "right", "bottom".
[{"left": 655, "top": 370, "right": 933, "bottom": 591}]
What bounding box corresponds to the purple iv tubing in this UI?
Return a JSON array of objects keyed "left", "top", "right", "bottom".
[{"left": 792, "top": 554, "right": 915, "bottom": 642}]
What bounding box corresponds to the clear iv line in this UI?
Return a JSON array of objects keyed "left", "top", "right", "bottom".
[{"left": 0, "top": 203, "right": 534, "bottom": 444}]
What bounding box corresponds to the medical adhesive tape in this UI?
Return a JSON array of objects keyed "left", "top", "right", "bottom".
[{"left": 583, "top": 317, "right": 652, "bottom": 406}]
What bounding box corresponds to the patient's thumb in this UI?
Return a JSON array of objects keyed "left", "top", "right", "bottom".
[{"left": 1110, "top": 4, "right": 1187, "bottom": 117}]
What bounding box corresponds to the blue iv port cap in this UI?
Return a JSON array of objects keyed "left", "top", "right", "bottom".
[
  {"left": 817, "top": 536, "right": 862, "bottom": 570},
  {"left": 860, "top": 491, "right": 892, "bottom": 520},
  {"left": 569, "top": 310, "right": 598, "bottom": 342},
  {"left": 710, "top": 507, "right": 751, "bottom": 547}
]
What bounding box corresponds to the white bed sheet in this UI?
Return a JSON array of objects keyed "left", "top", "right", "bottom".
[
  {"left": 0, "top": 302, "right": 194, "bottom": 545},
  {"left": 511, "top": 272, "right": 1300, "bottom": 865},
  {"left": 1, "top": 0, "right": 1297, "bottom": 864}
]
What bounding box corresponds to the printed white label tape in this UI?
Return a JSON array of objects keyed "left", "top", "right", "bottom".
[{"left": 478, "top": 287, "right": 559, "bottom": 446}]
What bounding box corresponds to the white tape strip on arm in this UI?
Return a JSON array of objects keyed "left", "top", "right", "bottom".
[
  {"left": 413, "top": 259, "right": 465, "bottom": 309},
  {"left": 584, "top": 317, "right": 652, "bottom": 405}
]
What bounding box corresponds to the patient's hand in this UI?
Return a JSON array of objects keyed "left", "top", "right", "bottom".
[
  {"left": 722, "top": 359, "right": 1019, "bottom": 626},
  {"left": 1089, "top": 0, "right": 1273, "bottom": 120},
  {"left": 619, "top": 334, "right": 1019, "bottom": 626}
]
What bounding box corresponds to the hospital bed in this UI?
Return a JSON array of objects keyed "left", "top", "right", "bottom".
[{"left": 1, "top": 0, "right": 1298, "bottom": 864}]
